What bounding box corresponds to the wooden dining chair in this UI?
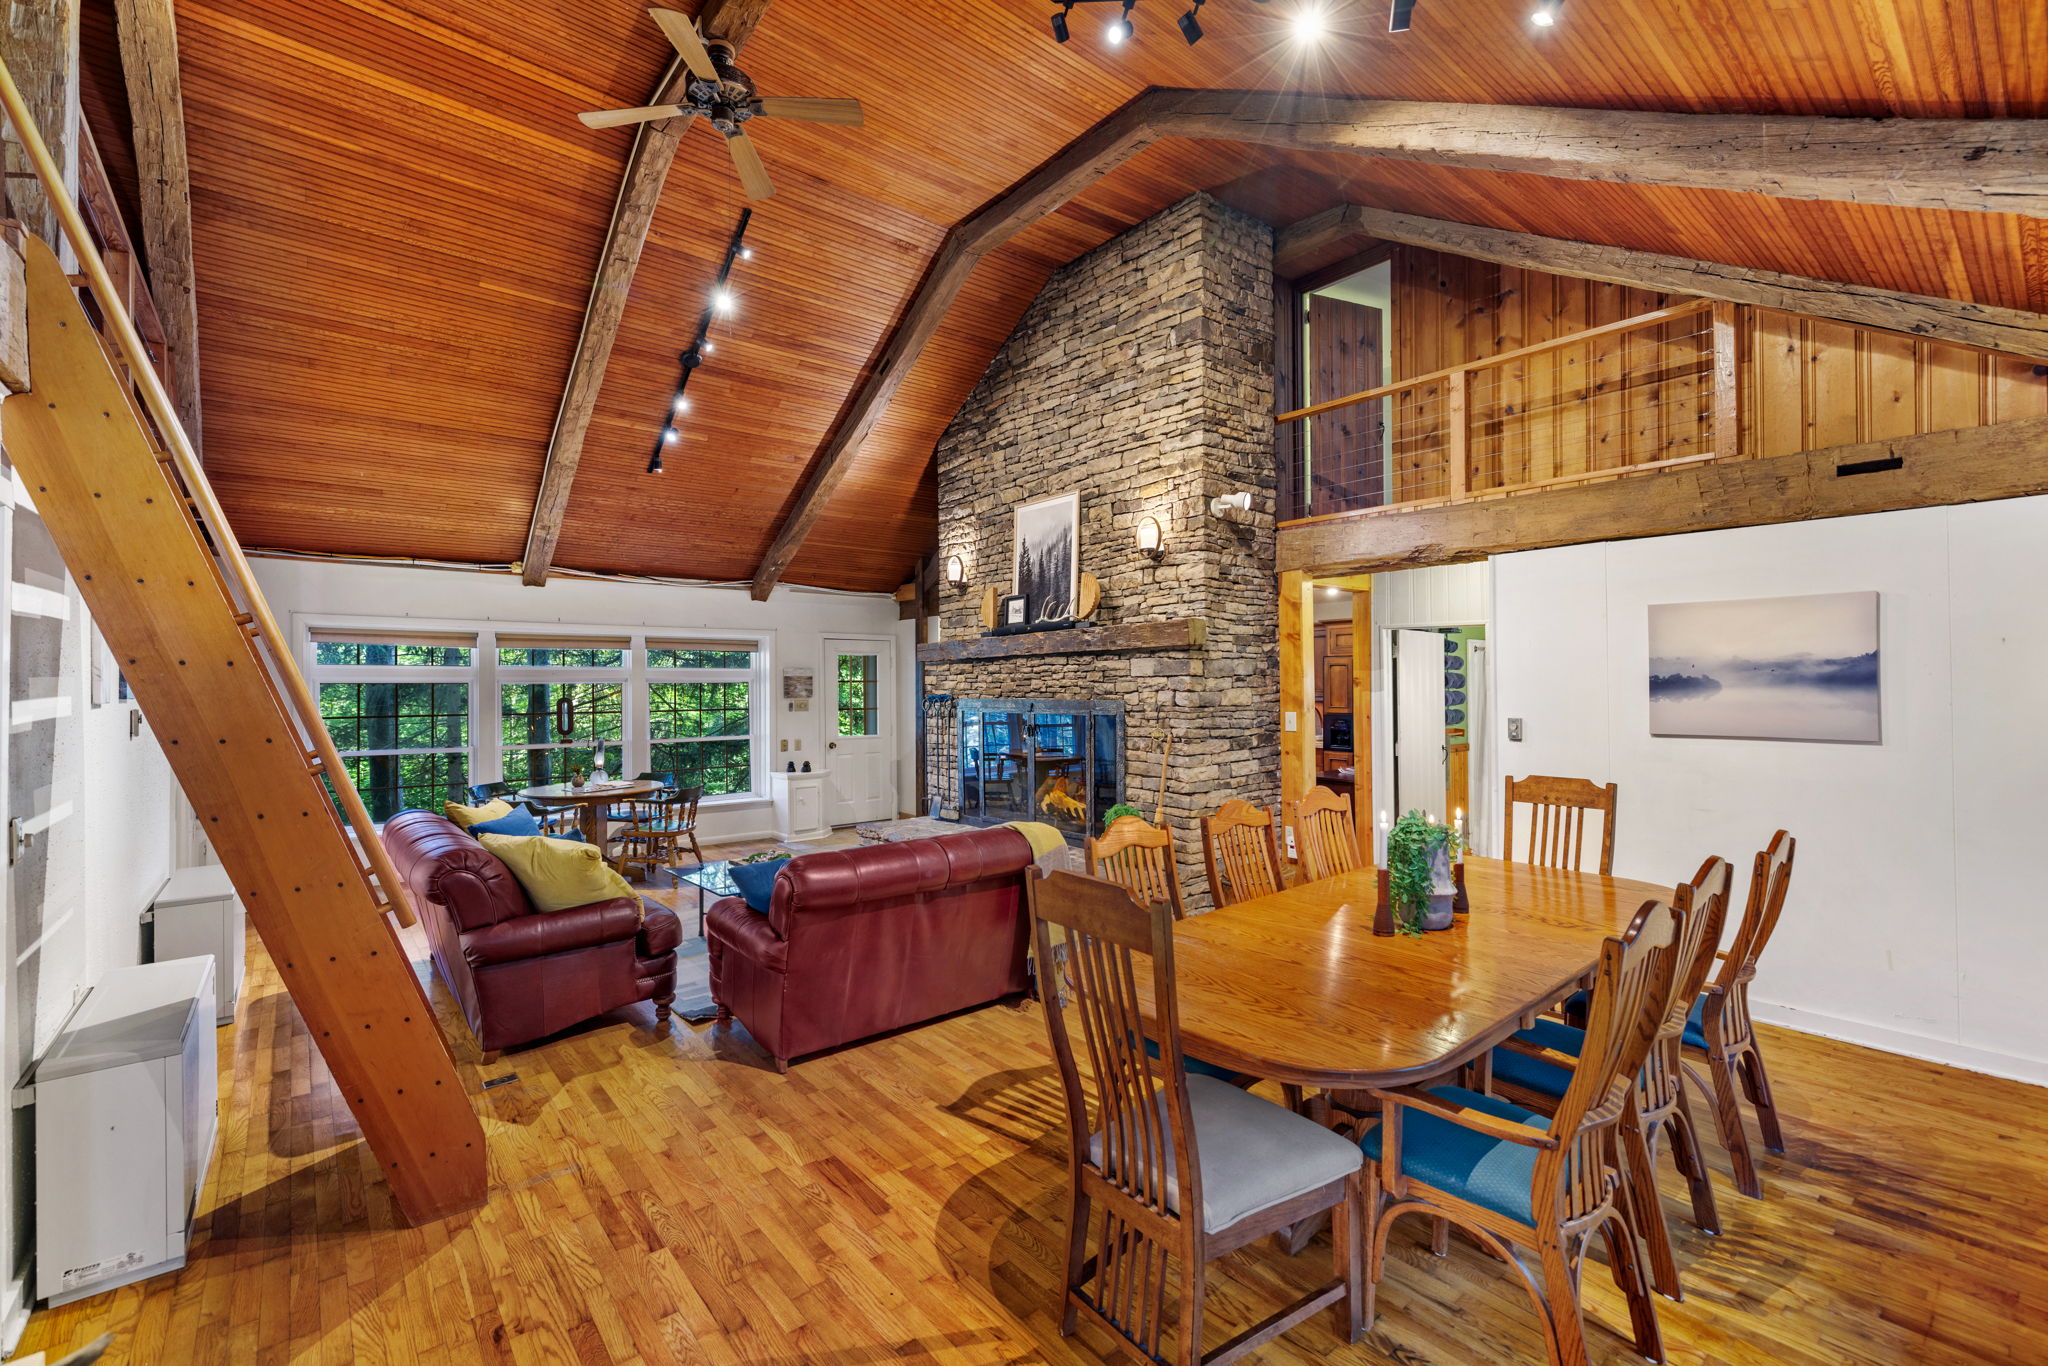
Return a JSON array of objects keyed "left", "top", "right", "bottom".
[
  {"left": 1086, "top": 815, "right": 1186, "bottom": 920},
  {"left": 1028, "top": 870, "right": 1364, "bottom": 1366},
  {"left": 1689, "top": 830, "right": 1796, "bottom": 1199},
  {"left": 1291, "top": 785, "right": 1363, "bottom": 883},
  {"left": 1504, "top": 775, "right": 1618, "bottom": 875},
  {"left": 1200, "top": 800, "right": 1283, "bottom": 908},
  {"left": 1355, "top": 897, "right": 1681, "bottom": 1366},
  {"left": 615, "top": 783, "right": 706, "bottom": 881},
  {"left": 1492, "top": 855, "right": 1733, "bottom": 1301}
]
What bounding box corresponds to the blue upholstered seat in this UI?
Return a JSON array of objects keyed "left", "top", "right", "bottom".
[
  {"left": 1489, "top": 1016, "right": 1585, "bottom": 1100},
  {"left": 1357, "top": 1085, "right": 1551, "bottom": 1224},
  {"left": 1561, "top": 988, "right": 1711, "bottom": 1050},
  {"left": 1143, "top": 1035, "right": 1242, "bottom": 1082}
]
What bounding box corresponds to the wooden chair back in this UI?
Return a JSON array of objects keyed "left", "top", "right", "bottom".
[
  {"left": 1538, "top": 897, "right": 1683, "bottom": 1226},
  {"left": 1028, "top": 870, "right": 1199, "bottom": 1230},
  {"left": 1711, "top": 831, "right": 1795, "bottom": 1037},
  {"left": 1638, "top": 857, "right": 1732, "bottom": 1112},
  {"left": 1503, "top": 774, "right": 1618, "bottom": 875},
  {"left": 1086, "top": 816, "right": 1186, "bottom": 920},
  {"left": 1291, "top": 785, "right": 1363, "bottom": 882},
  {"left": 1201, "top": 799, "right": 1283, "bottom": 907},
  {"left": 664, "top": 783, "right": 705, "bottom": 825}
]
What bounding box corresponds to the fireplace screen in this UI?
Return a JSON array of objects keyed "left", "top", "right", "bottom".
[{"left": 956, "top": 698, "right": 1124, "bottom": 843}]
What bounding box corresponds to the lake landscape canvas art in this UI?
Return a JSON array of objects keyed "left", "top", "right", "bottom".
[{"left": 1648, "top": 590, "right": 1880, "bottom": 743}]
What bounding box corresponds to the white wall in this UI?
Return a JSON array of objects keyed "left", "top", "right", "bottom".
[
  {"left": 1491, "top": 498, "right": 2048, "bottom": 1086},
  {"left": 1366, "top": 563, "right": 1493, "bottom": 855},
  {"left": 251, "top": 560, "right": 918, "bottom": 840}
]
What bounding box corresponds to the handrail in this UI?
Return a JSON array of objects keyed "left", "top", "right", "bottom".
[
  {"left": 1273, "top": 299, "right": 1716, "bottom": 425},
  {"left": 0, "top": 60, "right": 418, "bottom": 928}
]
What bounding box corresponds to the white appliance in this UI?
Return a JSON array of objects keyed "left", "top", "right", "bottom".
[
  {"left": 770, "top": 769, "right": 832, "bottom": 840},
  {"left": 32, "top": 958, "right": 219, "bottom": 1307},
  {"left": 145, "top": 863, "right": 246, "bottom": 1024}
]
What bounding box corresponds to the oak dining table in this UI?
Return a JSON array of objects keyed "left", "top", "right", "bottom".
[
  {"left": 1146, "top": 857, "right": 1676, "bottom": 1089},
  {"left": 517, "top": 779, "right": 664, "bottom": 847}
]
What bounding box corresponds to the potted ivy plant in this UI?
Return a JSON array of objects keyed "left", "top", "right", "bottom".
[
  {"left": 1385, "top": 809, "right": 1463, "bottom": 934},
  {"left": 1101, "top": 802, "right": 1144, "bottom": 832}
]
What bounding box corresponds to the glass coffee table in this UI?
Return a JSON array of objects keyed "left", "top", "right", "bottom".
[{"left": 672, "top": 861, "right": 740, "bottom": 938}]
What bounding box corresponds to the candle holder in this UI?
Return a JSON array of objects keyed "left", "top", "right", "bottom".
[
  {"left": 1452, "top": 860, "right": 1470, "bottom": 914},
  {"left": 1372, "top": 869, "right": 1397, "bottom": 937}
]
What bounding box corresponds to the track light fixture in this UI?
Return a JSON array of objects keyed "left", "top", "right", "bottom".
[
  {"left": 1178, "top": 0, "right": 1204, "bottom": 44},
  {"left": 1530, "top": 0, "right": 1561, "bottom": 24},
  {"left": 1291, "top": 2, "right": 1326, "bottom": 42},
  {"left": 647, "top": 208, "right": 751, "bottom": 475},
  {"left": 1388, "top": 0, "right": 1415, "bottom": 30},
  {"left": 1107, "top": 0, "right": 1134, "bottom": 44},
  {"left": 1051, "top": 1, "right": 1073, "bottom": 40},
  {"left": 1046, "top": 0, "right": 1312, "bottom": 49}
]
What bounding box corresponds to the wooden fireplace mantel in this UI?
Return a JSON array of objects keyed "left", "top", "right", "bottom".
[{"left": 916, "top": 618, "right": 1206, "bottom": 664}]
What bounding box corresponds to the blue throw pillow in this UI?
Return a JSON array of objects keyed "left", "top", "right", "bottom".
[
  {"left": 467, "top": 808, "right": 542, "bottom": 839},
  {"left": 729, "top": 857, "right": 789, "bottom": 913}
]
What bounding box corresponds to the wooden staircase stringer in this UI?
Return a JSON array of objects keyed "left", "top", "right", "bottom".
[{"left": 2, "top": 234, "right": 487, "bottom": 1225}]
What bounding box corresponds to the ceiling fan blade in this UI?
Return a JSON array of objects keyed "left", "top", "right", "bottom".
[
  {"left": 648, "top": 7, "right": 719, "bottom": 81},
  {"left": 577, "top": 104, "right": 690, "bottom": 129},
  {"left": 724, "top": 130, "right": 775, "bottom": 200},
  {"left": 753, "top": 96, "right": 865, "bottom": 127}
]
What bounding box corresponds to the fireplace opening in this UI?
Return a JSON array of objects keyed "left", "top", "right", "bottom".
[{"left": 954, "top": 698, "right": 1124, "bottom": 844}]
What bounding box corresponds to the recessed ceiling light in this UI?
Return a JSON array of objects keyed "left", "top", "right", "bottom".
[{"left": 1292, "top": 5, "right": 1328, "bottom": 44}]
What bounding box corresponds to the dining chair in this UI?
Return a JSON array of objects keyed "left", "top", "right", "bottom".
[
  {"left": 1492, "top": 855, "right": 1732, "bottom": 1301},
  {"left": 467, "top": 781, "right": 513, "bottom": 804},
  {"left": 1354, "top": 897, "right": 1681, "bottom": 1366},
  {"left": 615, "top": 783, "right": 706, "bottom": 881},
  {"left": 1503, "top": 775, "right": 1617, "bottom": 876},
  {"left": 1200, "top": 800, "right": 1283, "bottom": 908},
  {"left": 1028, "top": 869, "right": 1365, "bottom": 1366},
  {"left": 1689, "top": 830, "right": 1797, "bottom": 1199},
  {"left": 1086, "top": 815, "right": 1186, "bottom": 920},
  {"left": 1291, "top": 786, "right": 1363, "bottom": 883},
  {"left": 519, "top": 799, "right": 580, "bottom": 839}
]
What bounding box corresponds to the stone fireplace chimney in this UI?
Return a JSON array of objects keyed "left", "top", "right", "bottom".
[{"left": 922, "top": 193, "right": 1277, "bottom": 911}]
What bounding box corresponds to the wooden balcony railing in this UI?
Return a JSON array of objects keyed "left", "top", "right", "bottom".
[{"left": 1277, "top": 299, "right": 1734, "bottom": 523}]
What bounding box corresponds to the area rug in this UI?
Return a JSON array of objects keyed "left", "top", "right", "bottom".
[{"left": 670, "top": 933, "right": 717, "bottom": 1024}]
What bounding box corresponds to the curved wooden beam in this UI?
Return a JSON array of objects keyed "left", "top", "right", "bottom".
[{"left": 745, "top": 87, "right": 2048, "bottom": 597}]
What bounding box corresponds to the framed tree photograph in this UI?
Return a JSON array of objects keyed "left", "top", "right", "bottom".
[{"left": 1013, "top": 491, "right": 1078, "bottom": 624}]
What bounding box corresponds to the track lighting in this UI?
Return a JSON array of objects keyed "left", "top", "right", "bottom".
[
  {"left": 1051, "top": 1, "right": 1073, "bottom": 40},
  {"left": 1178, "top": 0, "right": 1204, "bottom": 44},
  {"left": 1106, "top": 2, "right": 1133, "bottom": 44},
  {"left": 648, "top": 208, "right": 750, "bottom": 474},
  {"left": 672, "top": 391, "right": 690, "bottom": 414},
  {"left": 703, "top": 339, "right": 716, "bottom": 354},
  {"left": 1388, "top": 0, "right": 1415, "bottom": 30},
  {"left": 662, "top": 427, "right": 679, "bottom": 445},
  {"left": 711, "top": 285, "right": 736, "bottom": 315},
  {"left": 1291, "top": 3, "right": 1326, "bottom": 42},
  {"left": 1530, "top": 0, "right": 1561, "bottom": 24},
  {"left": 647, "top": 440, "right": 665, "bottom": 475}
]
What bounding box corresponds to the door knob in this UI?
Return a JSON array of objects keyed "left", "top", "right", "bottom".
[{"left": 829, "top": 741, "right": 838, "bottom": 749}]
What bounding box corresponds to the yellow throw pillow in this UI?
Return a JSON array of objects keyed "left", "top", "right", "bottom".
[
  {"left": 444, "top": 798, "right": 514, "bottom": 828},
  {"left": 478, "top": 833, "right": 640, "bottom": 915}
]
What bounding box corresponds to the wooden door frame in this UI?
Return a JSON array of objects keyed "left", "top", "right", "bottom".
[
  {"left": 822, "top": 634, "right": 898, "bottom": 823},
  {"left": 1279, "top": 573, "right": 1373, "bottom": 869}
]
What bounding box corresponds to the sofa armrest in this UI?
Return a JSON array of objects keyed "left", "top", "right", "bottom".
[
  {"left": 706, "top": 896, "right": 788, "bottom": 973},
  {"left": 638, "top": 905, "right": 682, "bottom": 958},
  {"left": 462, "top": 898, "right": 644, "bottom": 968}
]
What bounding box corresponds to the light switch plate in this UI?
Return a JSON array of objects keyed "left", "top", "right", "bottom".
[
  {"left": 1508, "top": 717, "right": 1525, "bottom": 742},
  {"left": 1284, "top": 710, "right": 1298, "bottom": 732}
]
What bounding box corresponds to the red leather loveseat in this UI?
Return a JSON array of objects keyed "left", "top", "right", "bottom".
[
  {"left": 383, "top": 809, "right": 681, "bottom": 1054},
  {"left": 706, "top": 826, "right": 1035, "bottom": 1071}
]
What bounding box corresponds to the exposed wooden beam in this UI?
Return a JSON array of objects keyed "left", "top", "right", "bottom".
[
  {"left": 747, "top": 98, "right": 1163, "bottom": 599},
  {"left": 0, "top": 0, "right": 80, "bottom": 253},
  {"left": 746, "top": 88, "right": 2048, "bottom": 595},
  {"left": 112, "top": 0, "right": 201, "bottom": 452},
  {"left": 519, "top": 0, "right": 772, "bottom": 587},
  {"left": 1156, "top": 91, "right": 2048, "bottom": 219},
  {"left": 1276, "top": 203, "right": 2048, "bottom": 363},
  {"left": 1277, "top": 414, "right": 2048, "bottom": 577}
]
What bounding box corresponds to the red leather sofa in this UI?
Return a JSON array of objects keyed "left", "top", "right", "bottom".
[
  {"left": 382, "top": 809, "right": 681, "bottom": 1054},
  {"left": 706, "top": 826, "right": 1035, "bottom": 1071}
]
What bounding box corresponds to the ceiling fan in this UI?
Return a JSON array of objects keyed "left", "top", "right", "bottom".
[{"left": 576, "top": 8, "right": 865, "bottom": 201}]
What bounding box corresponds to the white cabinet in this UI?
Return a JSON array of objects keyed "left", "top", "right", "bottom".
[
  {"left": 34, "top": 958, "right": 218, "bottom": 1307},
  {"left": 770, "top": 770, "right": 832, "bottom": 841},
  {"left": 145, "top": 864, "right": 246, "bottom": 1024}
]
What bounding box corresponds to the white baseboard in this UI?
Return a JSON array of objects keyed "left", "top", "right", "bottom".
[
  {"left": 1751, "top": 1001, "right": 2048, "bottom": 1089},
  {"left": 0, "top": 1277, "right": 29, "bottom": 1356}
]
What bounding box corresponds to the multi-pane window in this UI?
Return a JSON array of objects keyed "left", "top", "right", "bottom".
[
  {"left": 837, "top": 652, "right": 879, "bottom": 737},
  {"left": 646, "top": 639, "right": 758, "bottom": 797},
  {"left": 309, "top": 630, "right": 476, "bottom": 821},
  {"left": 500, "top": 681, "right": 624, "bottom": 787}
]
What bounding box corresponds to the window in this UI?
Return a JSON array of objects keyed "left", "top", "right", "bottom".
[
  {"left": 500, "top": 681, "right": 624, "bottom": 787},
  {"left": 837, "top": 652, "right": 879, "bottom": 737},
  {"left": 646, "top": 638, "right": 759, "bottom": 797},
  {"left": 496, "top": 633, "right": 627, "bottom": 669},
  {"left": 309, "top": 630, "right": 476, "bottom": 821}
]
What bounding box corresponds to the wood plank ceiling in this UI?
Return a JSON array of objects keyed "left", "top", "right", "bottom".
[{"left": 83, "top": 0, "right": 2048, "bottom": 592}]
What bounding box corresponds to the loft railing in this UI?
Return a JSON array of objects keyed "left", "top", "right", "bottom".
[{"left": 1277, "top": 299, "right": 1735, "bottom": 523}]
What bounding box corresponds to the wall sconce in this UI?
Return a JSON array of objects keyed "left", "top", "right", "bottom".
[
  {"left": 942, "top": 553, "right": 966, "bottom": 589},
  {"left": 1135, "top": 515, "right": 1166, "bottom": 561}
]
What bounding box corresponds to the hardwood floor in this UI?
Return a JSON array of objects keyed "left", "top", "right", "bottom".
[{"left": 15, "top": 846, "right": 2047, "bottom": 1366}]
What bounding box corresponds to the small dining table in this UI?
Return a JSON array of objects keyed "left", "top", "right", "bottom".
[
  {"left": 517, "top": 779, "right": 664, "bottom": 847},
  {"left": 1147, "top": 857, "right": 1675, "bottom": 1090}
]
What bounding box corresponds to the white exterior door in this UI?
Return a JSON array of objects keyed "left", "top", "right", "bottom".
[
  {"left": 823, "top": 638, "right": 894, "bottom": 825},
  {"left": 1393, "top": 628, "right": 1448, "bottom": 822}
]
